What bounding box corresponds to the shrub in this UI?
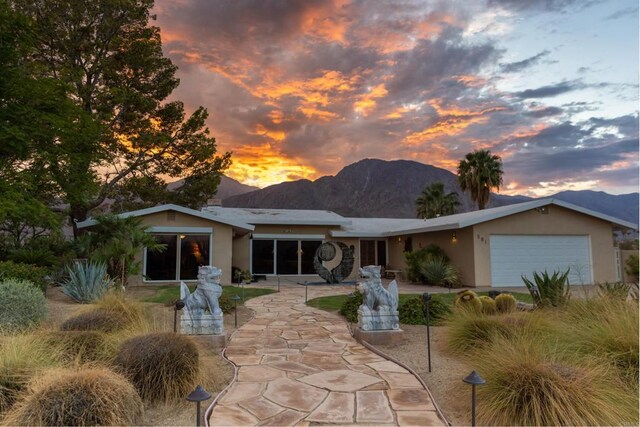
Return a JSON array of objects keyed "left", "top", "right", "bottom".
[
  {"left": 418, "top": 255, "right": 460, "bottom": 287},
  {"left": 39, "top": 331, "right": 116, "bottom": 364},
  {"left": 62, "top": 260, "right": 114, "bottom": 303},
  {"left": 476, "top": 335, "right": 637, "bottom": 426},
  {"left": 625, "top": 253, "right": 639, "bottom": 283},
  {"left": 597, "top": 281, "right": 630, "bottom": 300},
  {"left": 339, "top": 291, "right": 363, "bottom": 323},
  {"left": 495, "top": 293, "right": 517, "bottom": 313},
  {"left": 522, "top": 269, "right": 571, "bottom": 308},
  {"left": 2, "top": 368, "right": 143, "bottom": 426},
  {"left": 446, "top": 310, "right": 517, "bottom": 353},
  {"left": 115, "top": 332, "right": 199, "bottom": 403},
  {"left": 93, "top": 292, "right": 150, "bottom": 329},
  {"left": 478, "top": 295, "right": 496, "bottom": 314},
  {"left": 0, "top": 261, "right": 49, "bottom": 292},
  {"left": 399, "top": 295, "right": 451, "bottom": 325},
  {"left": 404, "top": 245, "right": 449, "bottom": 282},
  {"left": 60, "top": 310, "right": 126, "bottom": 333},
  {"left": 0, "top": 279, "right": 47, "bottom": 332},
  {"left": 454, "top": 290, "right": 482, "bottom": 313},
  {"left": 219, "top": 293, "right": 233, "bottom": 314}
]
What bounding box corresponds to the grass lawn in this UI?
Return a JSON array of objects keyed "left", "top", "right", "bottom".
[
  {"left": 306, "top": 290, "right": 532, "bottom": 312},
  {"left": 143, "top": 285, "right": 276, "bottom": 305}
]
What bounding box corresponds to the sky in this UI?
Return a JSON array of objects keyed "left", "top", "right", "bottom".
[{"left": 154, "top": 0, "right": 639, "bottom": 196}]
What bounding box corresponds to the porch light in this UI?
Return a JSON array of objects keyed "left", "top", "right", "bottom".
[
  {"left": 451, "top": 232, "right": 457, "bottom": 243},
  {"left": 397, "top": 236, "right": 402, "bottom": 243},
  {"left": 180, "top": 234, "right": 186, "bottom": 239}
]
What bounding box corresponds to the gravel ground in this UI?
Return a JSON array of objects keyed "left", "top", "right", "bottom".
[{"left": 374, "top": 324, "right": 472, "bottom": 426}]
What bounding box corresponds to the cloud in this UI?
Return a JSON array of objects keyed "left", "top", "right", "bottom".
[
  {"left": 500, "top": 50, "right": 550, "bottom": 73},
  {"left": 604, "top": 6, "right": 638, "bottom": 21},
  {"left": 513, "top": 80, "right": 585, "bottom": 98}
]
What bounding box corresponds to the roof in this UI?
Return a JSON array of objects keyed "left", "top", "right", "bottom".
[
  {"left": 330, "top": 218, "right": 424, "bottom": 238},
  {"left": 76, "top": 204, "right": 255, "bottom": 232},
  {"left": 381, "top": 198, "right": 638, "bottom": 236},
  {"left": 202, "top": 206, "right": 352, "bottom": 226}
]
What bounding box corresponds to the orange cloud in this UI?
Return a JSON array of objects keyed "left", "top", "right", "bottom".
[
  {"left": 251, "top": 124, "right": 286, "bottom": 142},
  {"left": 354, "top": 84, "right": 388, "bottom": 116}
]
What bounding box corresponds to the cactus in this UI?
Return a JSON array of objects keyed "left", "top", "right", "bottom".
[
  {"left": 495, "top": 293, "right": 517, "bottom": 313},
  {"left": 455, "top": 290, "right": 482, "bottom": 313},
  {"left": 479, "top": 295, "right": 497, "bottom": 315}
]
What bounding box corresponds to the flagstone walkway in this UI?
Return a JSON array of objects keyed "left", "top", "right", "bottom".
[{"left": 209, "top": 286, "right": 445, "bottom": 426}]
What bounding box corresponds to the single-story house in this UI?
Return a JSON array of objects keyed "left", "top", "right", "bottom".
[{"left": 77, "top": 198, "right": 637, "bottom": 287}]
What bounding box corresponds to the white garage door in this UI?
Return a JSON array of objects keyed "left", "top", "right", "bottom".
[{"left": 490, "top": 235, "right": 592, "bottom": 287}]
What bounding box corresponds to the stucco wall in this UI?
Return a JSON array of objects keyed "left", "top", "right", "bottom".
[
  {"left": 129, "top": 211, "right": 235, "bottom": 285},
  {"left": 251, "top": 224, "right": 340, "bottom": 236},
  {"left": 232, "top": 234, "right": 251, "bottom": 273},
  {"left": 387, "top": 228, "right": 475, "bottom": 286},
  {"left": 472, "top": 205, "right": 617, "bottom": 287}
]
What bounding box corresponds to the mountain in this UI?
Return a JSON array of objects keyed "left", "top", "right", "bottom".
[
  {"left": 223, "top": 159, "right": 639, "bottom": 225},
  {"left": 168, "top": 175, "right": 258, "bottom": 199}
]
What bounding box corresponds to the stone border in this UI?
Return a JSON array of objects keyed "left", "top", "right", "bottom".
[{"left": 347, "top": 321, "right": 451, "bottom": 426}]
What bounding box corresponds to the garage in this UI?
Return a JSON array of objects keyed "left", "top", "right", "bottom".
[{"left": 490, "top": 235, "right": 593, "bottom": 287}]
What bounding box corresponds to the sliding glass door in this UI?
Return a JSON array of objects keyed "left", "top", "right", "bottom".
[{"left": 251, "top": 239, "right": 322, "bottom": 275}]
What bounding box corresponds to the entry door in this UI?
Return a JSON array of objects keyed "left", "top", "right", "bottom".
[{"left": 490, "top": 235, "right": 592, "bottom": 287}]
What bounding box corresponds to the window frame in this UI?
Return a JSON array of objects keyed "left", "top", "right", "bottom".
[{"left": 250, "top": 238, "right": 324, "bottom": 276}]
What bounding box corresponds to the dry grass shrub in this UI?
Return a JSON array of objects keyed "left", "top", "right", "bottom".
[
  {"left": 94, "top": 292, "right": 150, "bottom": 329},
  {"left": 475, "top": 335, "right": 637, "bottom": 426},
  {"left": 0, "top": 335, "right": 61, "bottom": 414},
  {"left": 1, "top": 367, "right": 143, "bottom": 426},
  {"left": 38, "top": 331, "right": 117, "bottom": 365},
  {"left": 114, "top": 332, "right": 199, "bottom": 403},
  {"left": 60, "top": 309, "right": 126, "bottom": 333}
]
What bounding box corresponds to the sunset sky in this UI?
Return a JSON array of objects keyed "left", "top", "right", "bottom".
[{"left": 154, "top": 0, "right": 638, "bottom": 196}]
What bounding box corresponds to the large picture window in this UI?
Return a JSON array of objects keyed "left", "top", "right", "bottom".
[
  {"left": 251, "top": 239, "right": 322, "bottom": 275},
  {"left": 145, "top": 233, "right": 211, "bottom": 281},
  {"left": 359, "top": 239, "right": 387, "bottom": 267}
]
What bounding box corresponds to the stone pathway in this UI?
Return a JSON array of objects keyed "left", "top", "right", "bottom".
[{"left": 210, "top": 286, "right": 445, "bottom": 426}]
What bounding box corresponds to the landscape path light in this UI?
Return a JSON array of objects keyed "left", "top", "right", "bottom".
[
  {"left": 186, "top": 385, "right": 211, "bottom": 427},
  {"left": 173, "top": 299, "right": 185, "bottom": 333},
  {"left": 422, "top": 292, "right": 432, "bottom": 372},
  {"left": 231, "top": 294, "right": 241, "bottom": 328},
  {"left": 463, "top": 370, "right": 486, "bottom": 427}
]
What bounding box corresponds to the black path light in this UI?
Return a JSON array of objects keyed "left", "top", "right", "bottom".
[
  {"left": 305, "top": 281, "right": 308, "bottom": 302},
  {"left": 422, "top": 293, "right": 432, "bottom": 372},
  {"left": 173, "top": 299, "right": 185, "bottom": 333},
  {"left": 231, "top": 294, "right": 241, "bottom": 328},
  {"left": 186, "top": 385, "right": 212, "bottom": 427},
  {"left": 463, "top": 370, "right": 486, "bottom": 427}
]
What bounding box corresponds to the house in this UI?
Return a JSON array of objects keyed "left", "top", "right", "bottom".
[{"left": 77, "top": 199, "right": 637, "bottom": 287}]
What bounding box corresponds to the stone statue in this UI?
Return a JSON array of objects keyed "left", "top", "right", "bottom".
[
  {"left": 179, "top": 266, "right": 224, "bottom": 335},
  {"left": 357, "top": 265, "right": 399, "bottom": 331},
  {"left": 313, "top": 241, "right": 355, "bottom": 283}
]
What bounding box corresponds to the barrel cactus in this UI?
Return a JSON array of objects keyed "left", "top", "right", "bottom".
[
  {"left": 495, "top": 293, "right": 517, "bottom": 313},
  {"left": 479, "top": 295, "right": 497, "bottom": 315},
  {"left": 454, "top": 290, "right": 482, "bottom": 313}
]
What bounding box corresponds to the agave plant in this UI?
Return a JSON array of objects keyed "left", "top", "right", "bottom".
[
  {"left": 522, "top": 269, "right": 571, "bottom": 308},
  {"left": 62, "top": 261, "right": 114, "bottom": 303}
]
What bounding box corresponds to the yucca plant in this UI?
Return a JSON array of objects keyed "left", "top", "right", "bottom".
[
  {"left": 522, "top": 269, "right": 571, "bottom": 308},
  {"left": 418, "top": 255, "right": 459, "bottom": 287},
  {"left": 62, "top": 261, "right": 114, "bottom": 303}
]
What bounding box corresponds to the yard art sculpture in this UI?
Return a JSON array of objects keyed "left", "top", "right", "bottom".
[
  {"left": 179, "top": 265, "right": 224, "bottom": 335},
  {"left": 313, "top": 241, "right": 355, "bottom": 283},
  {"left": 357, "top": 265, "right": 400, "bottom": 331}
]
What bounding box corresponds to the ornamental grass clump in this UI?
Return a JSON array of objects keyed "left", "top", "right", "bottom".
[
  {"left": 60, "top": 309, "right": 126, "bottom": 333},
  {"left": 114, "top": 332, "right": 199, "bottom": 403},
  {"left": 39, "top": 331, "right": 116, "bottom": 365},
  {"left": 2, "top": 367, "right": 143, "bottom": 426},
  {"left": 447, "top": 309, "right": 515, "bottom": 353},
  {"left": 0, "top": 279, "right": 47, "bottom": 332},
  {"left": 454, "top": 290, "right": 482, "bottom": 313},
  {"left": 596, "top": 281, "right": 631, "bottom": 300},
  {"left": 94, "top": 292, "right": 150, "bottom": 330},
  {"left": 475, "top": 335, "right": 637, "bottom": 426},
  {"left": 494, "top": 293, "right": 517, "bottom": 313},
  {"left": 62, "top": 260, "right": 114, "bottom": 303}
]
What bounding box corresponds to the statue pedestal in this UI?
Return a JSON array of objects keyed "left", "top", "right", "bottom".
[
  {"left": 357, "top": 308, "right": 400, "bottom": 331},
  {"left": 354, "top": 327, "right": 404, "bottom": 345},
  {"left": 180, "top": 311, "right": 224, "bottom": 335}
]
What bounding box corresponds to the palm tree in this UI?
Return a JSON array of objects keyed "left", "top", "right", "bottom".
[
  {"left": 457, "top": 149, "right": 504, "bottom": 210},
  {"left": 415, "top": 182, "right": 460, "bottom": 219}
]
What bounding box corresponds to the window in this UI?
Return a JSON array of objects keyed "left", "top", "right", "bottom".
[
  {"left": 251, "top": 239, "right": 322, "bottom": 275},
  {"left": 359, "top": 239, "right": 387, "bottom": 267},
  {"left": 145, "top": 233, "right": 211, "bottom": 281}
]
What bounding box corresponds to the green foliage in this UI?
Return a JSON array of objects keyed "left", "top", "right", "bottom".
[
  {"left": 115, "top": 333, "right": 199, "bottom": 403},
  {"left": 0, "top": 279, "right": 47, "bottom": 332},
  {"left": 404, "top": 244, "right": 449, "bottom": 282},
  {"left": 522, "top": 269, "right": 571, "bottom": 308},
  {"left": 398, "top": 295, "right": 451, "bottom": 325},
  {"left": 457, "top": 149, "right": 504, "bottom": 210},
  {"left": 2, "top": 367, "right": 144, "bottom": 426},
  {"left": 61, "top": 261, "right": 114, "bottom": 303},
  {"left": 479, "top": 295, "right": 497, "bottom": 314},
  {"left": 0, "top": 260, "right": 49, "bottom": 291},
  {"left": 597, "top": 281, "right": 631, "bottom": 300},
  {"left": 454, "top": 290, "right": 482, "bottom": 313},
  {"left": 625, "top": 253, "right": 639, "bottom": 283},
  {"left": 339, "top": 291, "right": 363, "bottom": 323},
  {"left": 415, "top": 182, "right": 459, "bottom": 219},
  {"left": 75, "top": 215, "right": 165, "bottom": 287},
  {"left": 418, "top": 255, "right": 460, "bottom": 287},
  {"left": 219, "top": 294, "right": 233, "bottom": 314},
  {"left": 495, "top": 293, "right": 517, "bottom": 313}
]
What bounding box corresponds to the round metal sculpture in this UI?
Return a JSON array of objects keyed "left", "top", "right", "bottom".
[{"left": 313, "top": 241, "right": 354, "bottom": 284}]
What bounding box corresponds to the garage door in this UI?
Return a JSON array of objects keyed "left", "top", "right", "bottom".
[{"left": 490, "top": 235, "right": 592, "bottom": 287}]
